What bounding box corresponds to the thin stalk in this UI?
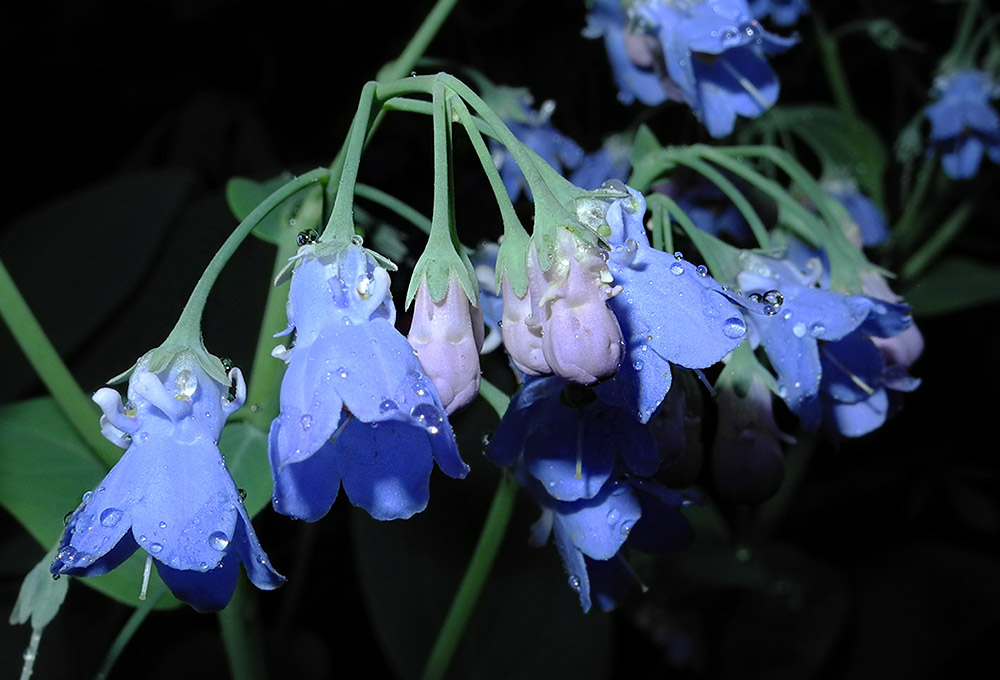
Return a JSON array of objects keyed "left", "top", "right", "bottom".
[
  {"left": 419, "top": 471, "right": 519, "bottom": 680},
  {"left": 0, "top": 257, "right": 117, "bottom": 466},
  {"left": 901, "top": 200, "right": 975, "bottom": 282},
  {"left": 217, "top": 578, "right": 268, "bottom": 680},
  {"left": 355, "top": 183, "right": 433, "bottom": 235},
  {"left": 812, "top": 13, "right": 857, "bottom": 119},
  {"left": 324, "top": 81, "right": 380, "bottom": 244},
  {"left": 892, "top": 158, "right": 937, "bottom": 252}
]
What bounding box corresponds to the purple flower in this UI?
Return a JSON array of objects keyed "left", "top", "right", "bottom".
[
  {"left": 585, "top": 0, "right": 798, "bottom": 137},
  {"left": 52, "top": 355, "right": 284, "bottom": 612},
  {"left": 471, "top": 241, "right": 504, "bottom": 354},
  {"left": 824, "top": 179, "right": 890, "bottom": 248},
  {"left": 268, "top": 241, "right": 468, "bottom": 522},
  {"left": 486, "top": 376, "right": 692, "bottom": 611},
  {"left": 924, "top": 69, "right": 1000, "bottom": 179}
]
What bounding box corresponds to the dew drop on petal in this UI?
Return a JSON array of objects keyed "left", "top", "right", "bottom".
[
  {"left": 174, "top": 369, "right": 198, "bottom": 400},
  {"left": 149, "top": 543, "right": 163, "bottom": 554},
  {"left": 411, "top": 403, "right": 444, "bottom": 435},
  {"left": 722, "top": 316, "right": 747, "bottom": 339},
  {"left": 238, "top": 488, "right": 247, "bottom": 503},
  {"left": 620, "top": 520, "right": 634, "bottom": 537},
  {"left": 99, "top": 508, "right": 123, "bottom": 527},
  {"left": 337, "top": 367, "right": 348, "bottom": 379},
  {"left": 792, "top": 322, "right": 807, "bottom": 338},
  {"left": 632, "top": 359, "right": 644, "bottom": 371},
  {"left": 208, "top": 531, "right": 230, "bottom": 551},
  {"left": 607, "top": 508, "right": 620, "bottom": 526},
  {"left": 809, "top": 322, "right": 825, "bottom": 337},
  {"left": 568, "top": 575, "right": 582, "bottom": 590},
  {"left": 300, "top": 414, "right": 313, "bottom": 430},
  {"left": 379, "top": 399, "right": 398, "bottom": 413},
  {"left": 669, "top": 262, "right": 684, "bottom": 276},
  {"left": 696, "top": 265, "right": 708, "bottom": 276}
]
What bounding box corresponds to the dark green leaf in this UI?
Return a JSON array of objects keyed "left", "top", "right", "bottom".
[
  {"left": 902, "top": 255, "right": 1000, "bottom": 316},
  {"left": 225, "top": 174, "right": 295, "bottom": 246},
  {"left": 220, "top": 422, "right": 272, "bottom": 518}
]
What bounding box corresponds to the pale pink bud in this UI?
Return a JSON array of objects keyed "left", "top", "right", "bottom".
[
  {"left": 500, "top": 273, "right": 550, "bottom": 376},
  {"left": 408, "top": 277, "right": 483, "bottom": 415}
]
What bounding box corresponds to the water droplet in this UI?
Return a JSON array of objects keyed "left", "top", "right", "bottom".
[
  {"left": 568, "top": 575, "right": 582, "bottom": 590},
  {"left": 58, "top": 546, "right": 78, "bottom": 562},
  {"left": 174, "top": 369, "right": 198, "bottom": 400},
  {"left": 620, "top": 520, "right": 634, "bottom": 536},
  {"left": 632, "top": 359, "right": 644, "bottom": 371},
  {"left": 337, "top": 367, "right": 348, "bottom": 379},
  {"left": 238, "top": 488, "right": 247, "bottom": 503},
  {"left": 762, "top": 304, "right": 779, "bottom": 316},
  {"left": 199, "top": 562, "right": 209, "bottom": 572},
  {"left": 809, "top": 322, "right": 825, "bottom": 337},
  {"left": 379, "top": 398, "right": 398, "bottom": 413},
  {"left": 350, "top": 234, "right": 364, "bottom": 246},
  {"left": 81, "top": 490, "right": 93, "bottom": 503},
  {"left": 669, "top": 262, "right": 684, "bottom": 276},
  {"left": 792, "top": 322, "right": 807, "bottom": 338},
  {"left": 63, "top": 511, "right": 74, "bottom": 525},
  {"left": 607, "top": 508, "right": 621, "bottom": 525},
  {"left": 139, "top": 534, "right": 148, "bottom": 543},
  {"left": 51, "top": 574, "right": 61, "bottom": 581},
  {"left": 763, "top": 289, "right": 784, "bottom": 307},
  {"left": 696, "top": 264, "right": 708, "bottom": 276},
  {"left": 208, "top": 531, "right": 230, "bottom": 551},
  {"left": 149, "top": 543, "right": 163, "bottom": 554},
  {"left": 748, "top": 292, "right": 762, "bottom": 303},
  {"left": 99, "top": 508, "right": 123, "bottom": 527},
  {"left": 673, "top": 251, "right": 684, "bottom": 260},
  {"left": 411, "top": 403, "right": 444, "bottom": 435},
  {"left": 722, "top": 316, "right": 747, "bottom": 338},
  {"left": 159, "top": 521, "right": 167, "bottom": 529},
  {"left": 300, "top": 413, "right": 314, "bottom": 430}
]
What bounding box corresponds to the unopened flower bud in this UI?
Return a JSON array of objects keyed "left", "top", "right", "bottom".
[
  {"left": 408, "top": 276, "right": 483, "bottom": 415},
  {"left": 860, "top": 270, "right": 924, "bottom": 368}
]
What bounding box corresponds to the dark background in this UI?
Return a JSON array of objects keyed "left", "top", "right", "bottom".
[{"left": 2, "top": 1, "right": 999, "bottom": 678}]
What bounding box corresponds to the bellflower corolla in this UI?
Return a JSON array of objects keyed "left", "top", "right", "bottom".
[
  {"left": 407, "top": 275, "right": 484, "bottom": 415},
  {"left": 268, "top": 241, "right": 469, "bottom": 522},
  {"left": 486, "top": 377, "right": 693, "bottom": 611},
  {"left": 493, "top": 95, "right": 584, "bottom": 201},
  {"left": 585, "top": 0, "right": 798, "bottom": 137},
  {"left": 735, "top": 252, "right": 913, "bottom": 431},
  {"left": 924, "top": 69, "right": 1000, "bottom": 179},
  {"left": 748, "top": 0, "right": 809, "bottom": 26},
  {"left": 501, "top": 228, "right": 624, "bottom": 385},
  {"left": 577, "top": 183, "right": 748, "bottom": 422},
  {"left": 52, "top": 354, "right": 284, "bottom": 612}
]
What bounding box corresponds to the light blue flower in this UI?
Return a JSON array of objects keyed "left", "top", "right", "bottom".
[
  {"left": 824, "top": 179, "right": 890, "bottom": 247},
  {"left": 53, "top": 355, "right": 284, "bottom": 612},
  {"left": 470, "top": 241, "right": 504, "bottom": 354},
  {"left": 268, "top": 241, "right": 469, "bottom": 522},
  {"left": 569, "top": 136, "right": 633, "bottom": 190},
  {"left": 581, "top": 184, "right": 748, "bottom": 422},
  {"left": 735, "top": 252, "right": 912, "bottom": 429},
  {"left": 585, "top": 0, "right": 798, "bottom": 137},
  {"left": 748, "top": 0, "right": 809, "bottom": 26},
  {"left": 924, "top": 69, "right": 1000, "bottom": 179}
]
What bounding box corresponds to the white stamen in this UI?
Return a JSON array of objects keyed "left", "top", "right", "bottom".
[{"left": 139, "top": 553, "right": 153, "bottom": 601}]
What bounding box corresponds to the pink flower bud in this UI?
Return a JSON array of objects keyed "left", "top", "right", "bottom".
[
  {"left": 533, "top": 231, "right": 624, "bottom": 385},
  {"left": 501, "top": 272, "right": 550, "bottom": 376},
  {"left": 408, "top": 277, "right": 483, "bottom": 415}
]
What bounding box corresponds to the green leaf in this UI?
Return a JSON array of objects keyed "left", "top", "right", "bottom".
[
  {"left": 220, "top": 422, "right": 272, "bottom": 518},
  {"left": 902, "top": 255, "right": 1000, "bottom": 316},
  {"left": 225, "top": 174, "right": 296, "bottom": 246},
  {"left": 752, "top": 106, "right": 888, "bottom": 206},
  {"left": 629, "top": 123, "right": 663, "bottom": 169}
]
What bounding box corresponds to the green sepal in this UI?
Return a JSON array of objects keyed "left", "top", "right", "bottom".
[
  {"left": 716, "top": 341, "right": 779, "bottom": 399},
  {"left": 110, "top": 342, "right": 230, "bottom": 388},
  {"left": 405, "top": 236, "right": 478, "bottom": 309},
  {"left": 494, "top": 220, "right": 531, "bottom": 299},
  {"left": 629, "top": 123, "right": 664, "bottom": 173}
]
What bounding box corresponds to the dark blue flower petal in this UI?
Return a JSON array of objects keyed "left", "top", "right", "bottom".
[
  {"left": 552, "top": 520, "right": 593, "bottom": 613},
  {"left": 823, "top": 387, "right": 889, "bottom": 438},
  {"left": 334, "top": 419, "right": 434, "bottom": 520},
  {"left": 232, "top": 507, "right": 285, "bottom": 591},
  {"left": 269, "top": 420, "right": 341, "bottom": 522},
  {"left": 156, "top": 556, "right": 240, "bottom": 613},
  {"left": 587, "top": 555, "right": 632, "bottom": 612},
  {"left": 555, "top": 482, "right": 642, "bottom": 561}
]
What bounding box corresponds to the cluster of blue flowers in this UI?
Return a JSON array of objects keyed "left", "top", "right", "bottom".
[{"left": 924, "top": 69, "right": 1000, "bottom": 179}]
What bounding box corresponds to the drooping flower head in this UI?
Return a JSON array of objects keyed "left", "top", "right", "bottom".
[
  {"left": 53, "top": 354, "right": 284, "bottom": 612},
  {"left": 575, "top": 182, "right": 748, "bottom": 422},
  {"left": 487, "top": 376, "right": 693, "bottom": 611},
  {"left": 269, "top": 239, "right": 468, "bottom": 522},
  {"left": 822, "top": 177, "right": 890, "bottom": 248},
  {"left": 924, "top": 69, "right": 1000, "bottom": 179},
  {"left": 585, "top": 0, "right": 798, "bottom": 137},
  {"left": 501, "top": 227, "right": 625, "bottom": 385}
]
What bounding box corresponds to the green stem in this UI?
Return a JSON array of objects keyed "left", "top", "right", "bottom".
[
  {"left": 93, "top": 586, "right": 167, "bottom": 680},
  {"left": 218, "top": 577, "right": 268, "bottom": 680},
  {"left": 163, "top": 168, "right": 330, "bottom": 355},
  {"left": 0, "top": 257, "right": 118, "bottom": 466},
  {"left": 324, "top": 81, "right": 380, "bottom": 244},
  {"left": 355, "top": 183, "right": 433, "bottom": 236},
  {"left": 377, "top": 0, "right": 461, "bottom": 83},
  {"left": 892, "top": 158, "right": 937, "bottom": 252},
  {"left": 419, "top": 470, "right": 519, "bottom": 680},
  {"left": 244, "top": 231, "right": 299, "bottom": 430},
  {"left": 901, "top": 200, "right": 975, "bottom": 282},
  {"left": 812, "top": 13, "right": 857, "bottom": 120}
]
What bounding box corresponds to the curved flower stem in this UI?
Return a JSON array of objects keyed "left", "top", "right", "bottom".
[
  {"left": 355, "top": 183, "right": 433, "bottom": 236},
  {"left": 892, "top": 158, "right": 938, "bottom": 253},
  {"left": 901, "top": 199, "right": 975, "bottom": 283},
  {"left": 162, "top": 168, "right": 331, "bottom": 361},
  {"left": 420, "top": 470, "right": 519, "bottom": 680},
  {"left": 0, "top": 257, "right": 118, "bottom": 466},
  {"left": 812, "top": 13, "right": 857, "bottom": 120},
  {"left": 93, "top": 585, "right": 167, "bottom": 680},
  {"left": 218, "top": 577, "right": 268, "bottom": 680}
]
